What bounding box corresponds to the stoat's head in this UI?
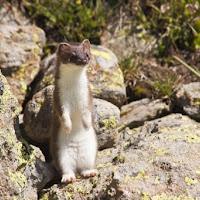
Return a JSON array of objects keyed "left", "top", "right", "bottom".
[{"left": 57, "top": 39, "right": 91, "bottom": 66}]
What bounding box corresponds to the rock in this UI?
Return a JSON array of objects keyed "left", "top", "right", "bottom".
[
  {"left": 23, "top": 85, "right": 54, "bottom": 144},
  {"left": 101, "top": 20, "right": 157, "bottom": 62},
  {"left": 33, "top": 44, "right": 126, "bottom": 108},
  {"left": 0, "top": 24, "right": 45, "bottom": 107},
  {"left": 23, "top": 85, "right": 120, "bottom": 150},
  {"left": 0, "top": 1, "right": 30, "bottom": 25},
  {"left": 89, "top": 45, "right": 126, "bottom": 108},
  {"left": 120, "top": 98, "right": 171, "bottom": 129},
  {"left": 175, "top": 82, "right": 200, "bottom": 121},
  {"left": 39, "top": 114, "right": 200, "bottom": 199},
  {"left": 0, "top": 72, "right": 55, "bottom": 199},
  {"left": 93, "top": 98, "right": 120, "bottom": 150}
]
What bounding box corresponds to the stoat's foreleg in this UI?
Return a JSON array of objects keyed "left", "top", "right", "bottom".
[
  {"left": 60, "top": 107, "right": 72, "bottom": 133},
  {"left": 82, "top": 109, "right": 92, "bottom": 130}
]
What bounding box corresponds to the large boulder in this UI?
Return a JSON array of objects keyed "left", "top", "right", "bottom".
[
  {"left": 23, "top": 85, "right": 54, "bottom": 144},
  {"left": 33, "top": 45, "right": 126, "bottom": 108},
  {"left": 89, "top": 45, "right": 126, "bottom": 107},
  {"left": 93, "top": 98, "right": 120, "bottom": 149},
  {"left": 0, "top": 24, "right": 45, "bottom": 107},
  {"left": 175, "top": 82, "right": 200, "bottom": 121},
  {"left": 0, "top": 72, "right": 55, "bottom": 199},
  {"left": 120, "top": 98, "right": 171, "bottom": 129},
  {"left": 23, "top": 85, "right": 120, "bottom": 150},
  {"left": 39, "top": 114, "right": 200, "bottom": 199}
]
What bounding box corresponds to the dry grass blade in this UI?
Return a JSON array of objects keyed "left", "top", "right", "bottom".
[{"left": 173, "top": 55, "right": 200, "bottom": 79}]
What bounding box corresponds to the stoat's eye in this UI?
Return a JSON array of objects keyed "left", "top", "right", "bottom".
[
  {"left": 71, "top": 55, "right": 76, "bottom": 59},
  {"left": 86, "top": 52, "right": 89, "bottom": 59}
]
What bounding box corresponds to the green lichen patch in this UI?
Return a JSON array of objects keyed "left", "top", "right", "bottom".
[
  {"left": 39, "top": 190, "right": 58, "bottom": 200},
  {"left": 90, "top": 84, "right": 102, "bottom": 95},
  {"left": 154, "top": 148, "right": 169, "bottom": 156},
  {"left": 17, "top": 139, "right": 36, "bottom": 169},
  {"left": 140, "top": 192, "right": 151, "bottom": 200},
  {"left": 8, "top": 168, "right": 27, "bottom": 190},
  {"left": 102, "top": 115, "right": 117, "bottom": 130},
  {"left": 33, "top": 33, "right": 39, "bottom": 43},
  {"left": 185, "top": 176, "right": 198, "bottom": 186},
  {"left": 166, "top": 134, "right": 200, "bottom": 143},
  {"left": 0, "top": 74, "right": 19, "bottom": 116},
  {"left": 41, "top": 74, "right": 55, "bottom": 89},
  {"left": 124, "top": 169, "right": 149, "bottom": 183},
  {"left": 100, "top": 68, "right": 124, "bottom": 91},
  {"left": 36, "top": 96, "right": 45, "bottom": 111},
  {"left": 151, "top": 193, "right": 194, "bottom": 200},
  {"left": 154, "top": 176, "right": 160, "bottom": 185},
  {"left": 17, "top": 64, "right": 28, "bottom": 95},
  {"left": 91, "top": 49, "right": 112, "bottom": 60}
]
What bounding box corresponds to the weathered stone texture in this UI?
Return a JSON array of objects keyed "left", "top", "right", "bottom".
[{"left": 0, "top": 25, "right": 45, "bottom": 107}]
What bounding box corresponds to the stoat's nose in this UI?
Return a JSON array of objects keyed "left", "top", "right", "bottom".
[
  {"left": 82, "top": 59, "right": 87, "bottom": 64},
  {"left": 76, "top": 59, "right": 87, "bottom": 65}
]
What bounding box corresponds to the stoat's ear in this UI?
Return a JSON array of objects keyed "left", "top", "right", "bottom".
[
  {"left": 82, "top": 39, "right": 90, "bottom": 50},
  {"left": 58, "top": 42, "right": 71, "bottom": 52}
]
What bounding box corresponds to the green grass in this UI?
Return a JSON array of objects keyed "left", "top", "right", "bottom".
[
  {"left": 22, "top": 0, "right": 106, "bottom": 44},
  {"left": 132, "top": 0, "right": 200, "bottom": 56},
  {"left": 151, "top": 72, "right": 177, "bottom": 97},
  {"left": 22, "top": 0, "right": 200, "bottom": 55}
]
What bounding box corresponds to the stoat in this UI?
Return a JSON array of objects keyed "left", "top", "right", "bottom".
[{"left": 50, "top": 39, "right": 98, "bottom": 183}]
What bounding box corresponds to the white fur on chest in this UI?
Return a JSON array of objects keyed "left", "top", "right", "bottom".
[{"left": 58, "top": 63, "right": 89, "bottom": 113}]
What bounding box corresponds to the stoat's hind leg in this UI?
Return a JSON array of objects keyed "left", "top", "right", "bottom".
[
  {"left": 81, "top": 169, "right": 98, "bottom": 178},
  {"left": 61, "top": 170, "right": 76, "bottom": 183},
  {"left": 58, "top": 130, "right": 77, "bottom": 183},
  {"left": 77, "top": 128, "right": 98, "bottom": 178}
]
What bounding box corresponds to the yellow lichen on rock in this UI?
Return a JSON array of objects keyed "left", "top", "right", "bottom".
[
  {"left": 141, "top": 192, "right": 150, "bottom": 200},
  {"left": 0, "top": 73, "right": 19, "bottom": 115},
  {"left": 90, "top": 84, "right": 102, "bottom": 95},
  {"left": 100, "top": 68, "right": 124, "bottom": 91},
  {"left": 185, "top": 134, "right": 200, "bottom": 143},
  {"left": 124, "top": 169, "right": 149, "bottom": 183},
  {"left": 154, "top": 176, "right": 160, "bottom": 185},
  {"left": 91, "top": 49, "right": 112, "bottom": 60},
  {"left": 17, "top": 139, "right": 36, "bottom": 168},
  {"left": 102, "top": 115, "right": 117, "bottom": 129},
  {"left": 8, "top": 168, "right": 27, "bottom": 190},
  {"left": 185, "top": 176, "right": 198, "bottom": 186},
  {"left": 166, "top": 134, "right": 200, "bottom": 143},
  {"left": 41, "top": 74, "right": 54, "bottom": 89},
  {"left": 151, "top": 193, "right": 194, "bottom": 200},
  {"left": 33, "top": 33, "right": 39, "bottom": 43},
  {"left": 154, "top": 148, "right": 169, "bottom": 156}
]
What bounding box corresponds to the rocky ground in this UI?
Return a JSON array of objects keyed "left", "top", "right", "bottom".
[{"left": 0, "top": 2, "right": 200, "bottom": 200}]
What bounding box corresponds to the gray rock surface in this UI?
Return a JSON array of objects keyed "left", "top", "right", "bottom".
[
  {"left": 101, "top": 20, "right": 157, "bottom": 62},
  {"left": 23, "top": 85, "right": 54, "bottom": 144},
  {"left": 0, "top": 1, "right": 30, "bottom": 25},
  {"left": 39, "top": 113, "right": 200, "bottom": 199},
  {"left": 120, "top": 98, "right": 171, "bottom": 129},
  {"left": 175, "top": 82, "right": 200, "bottom": 121},
  {"left": 0, "top": 24, "right": 45, "bottom": 107},
  {"left": 0, "top": 72, "right": 55, "bottom": 200},
  {"left": 93, "top": 98, "right": 120, "bottom": 149}
]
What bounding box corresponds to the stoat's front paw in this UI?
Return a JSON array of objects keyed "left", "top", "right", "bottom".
[
  {"left": 61, "top": 172, "right": 76, "bottom": 183},
  {"left": 63, "top": 124, "right": 72, "bottom": 133},
  {"left": 81, "top": 169, "right": 98, "bottom": 178},
  {"left": 63, "top": 120, "right": 72, "bottom": 133}
]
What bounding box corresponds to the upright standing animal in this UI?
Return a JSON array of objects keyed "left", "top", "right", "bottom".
[{"left": 50, "top": 39, "right": 98, "bottom": 183}]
